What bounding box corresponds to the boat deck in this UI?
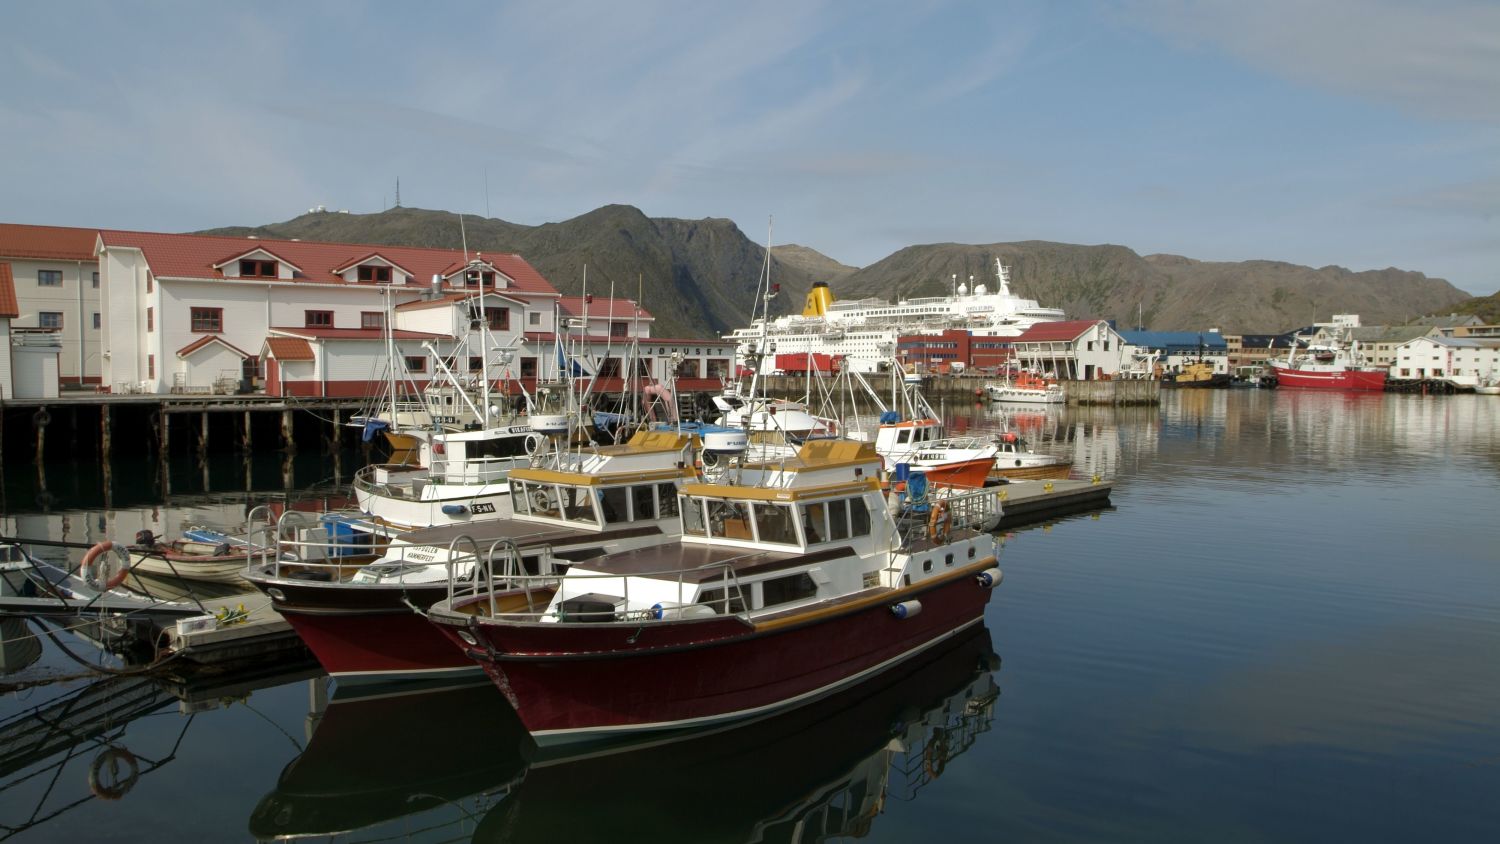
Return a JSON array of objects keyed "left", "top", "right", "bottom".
[
  {"left": 398, "top": 519, "right": 664, "bottom": 551},
  {"left": 578, "top": 543, "right": 856, "bottom": 583}
]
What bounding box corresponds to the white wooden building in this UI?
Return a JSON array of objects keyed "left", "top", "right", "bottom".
[{"left": 1392, "top": 336, "right": 1500, "bottom": 384}]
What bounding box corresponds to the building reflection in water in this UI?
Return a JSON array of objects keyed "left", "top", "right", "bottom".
[{"left": 251, "top": 625, "right": 1002, "bottom": 843}]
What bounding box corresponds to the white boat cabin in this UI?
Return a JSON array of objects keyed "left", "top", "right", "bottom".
[
  {"left": 507, "top": 430, "right": 699, "bottom": 532},
  {"left": 538, "top": 440, "right": 997, "bottom": 623}
]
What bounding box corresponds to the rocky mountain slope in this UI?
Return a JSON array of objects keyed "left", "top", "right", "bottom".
[{"left": 202, "top": 207, "right": 1473, "bottom": 337}]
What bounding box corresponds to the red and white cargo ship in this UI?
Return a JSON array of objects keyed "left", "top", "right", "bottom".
[{"left": 1270, "top": 338, "right": 1387, "bottom": 391}]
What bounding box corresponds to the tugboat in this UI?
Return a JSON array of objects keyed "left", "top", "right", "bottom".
[{"left": 426, "top": 438, "right": 1004, "bottom": 746}]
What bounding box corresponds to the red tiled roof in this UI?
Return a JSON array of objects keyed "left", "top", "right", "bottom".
[
  {"left": 558, "top": 296, "right": 653, "bottom": 320},
  {"left": 0, "top": 223, "right": 99, "bottom": 261},
  {"left": 329, "top": 251, "right": 415, "bottom": 276},
  {"left": 264, "top": 337, "right": 315, "bottom": 361},
  {"left": 96, "top": 230, "right": 559, "bottom": 295},
  {"left": 0, "top": 262, "right": 18, "bottom": 318},
  {"left": 1012, "top": 320, "right": 1107, "bottom": 343},
  {"left": 395, "top": 290, "right": 529, "bottom": 312},
  {"left": 176, "top": 335, "right": 250, "bottom": 358},
  {"left": 270, "top": 327, "right": 448, "bottom": 340}
]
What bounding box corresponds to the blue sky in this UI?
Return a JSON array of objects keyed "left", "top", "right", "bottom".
[{"left": 2, "top": 1, "right": 1496, "bottom": 295}]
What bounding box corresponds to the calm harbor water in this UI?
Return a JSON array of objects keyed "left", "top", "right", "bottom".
[{"left": 2, "top": 390, "right": 1498, "bottom": 842}]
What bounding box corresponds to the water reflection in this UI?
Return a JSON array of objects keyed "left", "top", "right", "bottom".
[
  {"left": 248, "top": 680, "right": 526, "bottom": 841},
  {"left": 248, "top": 626, "right": 1001, "bottom": 843},
  {"left": 0, "top": 618, "right": 42, "bottom": 676},
  {"left": 0, "top": 658, "right": 320, "bottom": 840},
  {"left": 478, "top": 625, "right": 1000, "bottom": 843}
]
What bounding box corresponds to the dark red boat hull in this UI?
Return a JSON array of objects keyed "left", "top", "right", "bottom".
[
  {"left": 440, "top": 559, "right": 999, "bottom": 744},
  {"left": 282, "top": 607, "right": 478, "bottom": 683}
]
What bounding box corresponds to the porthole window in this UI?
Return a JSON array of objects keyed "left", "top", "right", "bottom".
[{"left": 922, "top": 559, "right": 933, "bottom": 573}]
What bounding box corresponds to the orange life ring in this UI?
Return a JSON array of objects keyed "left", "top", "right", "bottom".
[
  {"left": 88, "top": 746, "right": 139, "bottom": 800},
  {"left": 926, "top": 502, "right": 951, "bottom": 544},
  {"left": 80, "top": 540, "right": 131, "bottom": 592},
  {"left": 923, "top": 728, "right": 950, "bottom": 779}
]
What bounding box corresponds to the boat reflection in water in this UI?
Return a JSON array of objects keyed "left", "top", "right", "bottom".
[
  {"left": 248, "top": 679, "right": 529, "bottom": 840},
  {"left": 250, "top": 625, "right": 1000, "bottom": 842},
  {"left": 478, "top": 623, "right": 1001, "bottom": 843}
]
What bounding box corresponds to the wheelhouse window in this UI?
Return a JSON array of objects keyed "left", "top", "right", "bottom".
[
  {"left": 827, "top": 499, "right": 851, "bottom": 541},
  {"left": 656, "top": 483, "right": 679, "bottom": 517},
  {"left": 560, "top": 486, "right": 597, "bottom": 523},
  {"left": 361, "top": 311, "right": 384, "bottom": 329},
  {"left": 357, "top": 265, "right": 392, "bottom": 283},
  {"left": 597, "top": 486, "right": 629, "bottom": 524},
  {"left": 699, "top": 584, "right": 746, "bottom": 614},
  {"left": 37, "top": 270, "right": 62, "bottom": 286},
  {"left": 762, "top": 572, "right": 818, "bottom": 606},
  {"left": 305, "top": 310, "right": 333, "bottom": 328},
  {"left": 753, "top": 503, "right": 798, "bottom": 545},
  {"left": 849, "top": 497, "right": 871, "bottom": 536},
  {"left": 510, "top": 481, "right": 531, "bottom": 515},
  {"left": 681, "top": 496, "right": 706, "bottom": 536},
  {"left": 800, "top": 502, "right": 826, "bottom": 544},
  {"left": 707, "top": 500, "right": 753, "bottom": 540},
  {"left": 240, "top": 259, "right": 277, "bottom": 278},
  {"left": 631, "top": 485, "right": 657, "bottom": 521},
  {"left": 191, "top": 307, "right": 223, "bottom": 332}
]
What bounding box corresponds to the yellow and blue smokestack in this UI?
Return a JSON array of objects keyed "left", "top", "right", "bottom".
[{"left": 803, "top": 281, "right": 835, "bottom": 317}]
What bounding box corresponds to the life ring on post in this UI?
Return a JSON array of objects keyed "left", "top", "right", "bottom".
[
  {"left": 88, "top": 746, "right": 139, "bottom": 800},
  {"left": 79, "top": 540, "right": 131, "bottom": 592},
  {"left": 926, "top": 502, "right": 951, "bottom": 544}
]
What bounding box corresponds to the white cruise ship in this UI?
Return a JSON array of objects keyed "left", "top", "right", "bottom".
[{"left": 726, "top": 259, "right": 1066, "bottom": 373}]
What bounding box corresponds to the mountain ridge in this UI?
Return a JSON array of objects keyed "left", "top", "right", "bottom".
[{"left": 198, "top": 206, "right": 1475, "bottom": 337}]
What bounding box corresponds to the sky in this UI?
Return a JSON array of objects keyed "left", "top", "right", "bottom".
[{"left": 1, "top": 0, "right": 1496, "bottom": 295}]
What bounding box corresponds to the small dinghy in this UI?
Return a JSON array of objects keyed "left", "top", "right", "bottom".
[{"left": 128, "top": 528, "right": 261, "bottom": 585}]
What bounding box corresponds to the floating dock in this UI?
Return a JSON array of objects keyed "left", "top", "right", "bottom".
[{"left": 994, "top": 477, "right": 1114, "bottom": 528}]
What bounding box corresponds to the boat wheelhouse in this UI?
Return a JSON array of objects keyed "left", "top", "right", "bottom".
[
  {"left": 352, "top": 422, "right": 535, "bottom": 529},
  {"left": 246, "top": 429, "right": 699, "bottom": 685},
  {"left": 426, "top": 439, "right": 1004, "bottom": 746}
]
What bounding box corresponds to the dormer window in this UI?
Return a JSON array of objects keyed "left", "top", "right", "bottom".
[
  {"left": 240, "top": 259, "right": 278, "bottom": 278},
  {"left": 465, "top": 271, "right": 495, "bottom": 289},
  {"left": 358, "top": 265, "right": 392, "bottom": 283}
]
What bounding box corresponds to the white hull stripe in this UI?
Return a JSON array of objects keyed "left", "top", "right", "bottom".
[{"left": 331, "top": 664, "right": 483, "bottom": 683}]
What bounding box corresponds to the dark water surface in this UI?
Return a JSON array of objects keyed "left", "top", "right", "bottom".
[{"left": 3, "top": 391, "right": 1498, "bottom": 842}]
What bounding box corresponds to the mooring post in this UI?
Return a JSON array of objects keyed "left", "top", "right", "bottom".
[
  {"left": 33, "top": 406, "right": 47, "bottom": 465},
  {"left": 281, "top": 452, "right": 295, "bottom": 489},
  {"left": 100, "top": 406, "right": 112, "bottom": 507},
  {"left": 199, "top": 411, "right": 209, "bottom": 459},
  {"left": 242, "top": 409, "right": 252, "bottom": 452},
  {"left": 282, "top": 409, "right": 296, "bottom": 454}
]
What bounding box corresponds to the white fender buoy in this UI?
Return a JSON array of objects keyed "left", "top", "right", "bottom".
[
  {"left": 890, "top": 600, "right": 922, "bottom": 619},
  {"left": 976, "top": 567, "right": 1003, "bottom": 588}
]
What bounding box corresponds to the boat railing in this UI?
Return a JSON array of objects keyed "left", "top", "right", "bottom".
[
  {"left": 248, "top": 510, "right": 387, "bottom": 579},
  {"left": 433, "top": 454, "right": 529, "bottom": 485},
  {"left": 454, "top": 555, "right": 755, "bottom": 624},
  {"left": 895, "top": 486, "right": 1002, "bottom": 548}
]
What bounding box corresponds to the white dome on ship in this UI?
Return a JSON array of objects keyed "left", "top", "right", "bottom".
[
  {"left": 975, "top": 284, "right": 988, "bottom": 295},
  {"left": 958, "top": 283, "right": 968, "bottom": 295}
]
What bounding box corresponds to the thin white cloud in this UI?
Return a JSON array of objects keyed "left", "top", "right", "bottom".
[
  {"left": 1121, "top": 0, "right": 1500, "bottom": 121},
  {"left": 1388, "top": 178, "right": 1500, "bottom": 220}
]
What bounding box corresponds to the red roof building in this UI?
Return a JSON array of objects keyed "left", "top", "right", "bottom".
[{"left": 0, "top": 262, "right": 18, "bottom": 319}]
